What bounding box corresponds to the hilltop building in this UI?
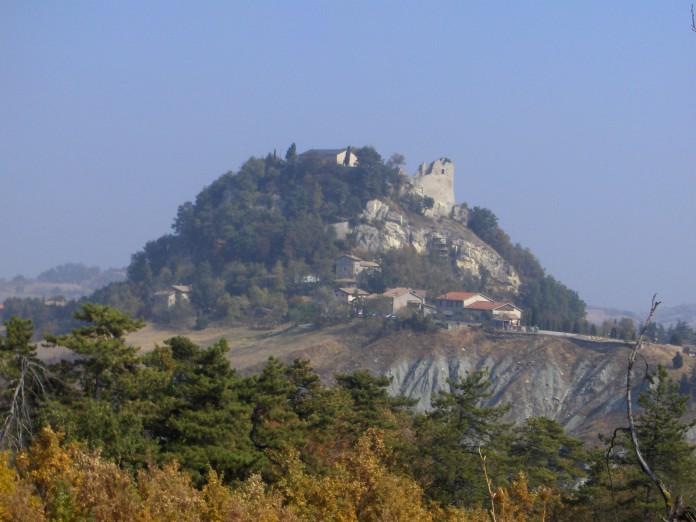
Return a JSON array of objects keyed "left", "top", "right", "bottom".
[
  {"left": 301, "top": 148, "right": 358, "bottom": 167},
  {"left": 409, "top": 157, "right": 455, "bottom": 218}
]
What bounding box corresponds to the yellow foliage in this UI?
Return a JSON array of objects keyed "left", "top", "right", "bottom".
[
  {"left": 225, "top": 473, "right": 302, "bottom": 522},
  {"left": 0, "top": 451, "right": 45, "bottom": 522},
  {"left": 71, "top": 450, "right": 140, "bottom": 521},
  {"left": 13, "top": 427, "right": 77, "bottom": 499},
  {"left": 302, "top": 428, "right": 434, "bottom": 522},
  {"left": 494, "top": 472, "right": 560, "bottom": 522},
  {"left": 201, "top": 469, "right": 232, "bottom": 522},
  {"left": 137, "top": 461, "right": 205, "bottom": 522}
]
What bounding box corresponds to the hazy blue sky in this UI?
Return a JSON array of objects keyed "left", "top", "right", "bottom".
[{"left": 2, "top": 2, "right": 695, "bottom": 311}]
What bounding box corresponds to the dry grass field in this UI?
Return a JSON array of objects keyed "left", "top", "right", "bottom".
[{"left": 123, "top": 320, "right": 377, "bottom": 376}]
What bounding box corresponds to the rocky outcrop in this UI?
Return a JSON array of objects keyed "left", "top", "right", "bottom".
[
  {"left": 216, "top": 319, "right": 695, "bottom": 444},
  {"left": 385, "top": 335, "right": 630, "bottom": 440},
  {"left": 284, "top": 326, "right": 695, "bottom": 443},
  {"left": 332, "top": 199, "right": 520, "bottom": 295},
  {"left": 383, "top": 332, "right": 696, "bottom": 442}
]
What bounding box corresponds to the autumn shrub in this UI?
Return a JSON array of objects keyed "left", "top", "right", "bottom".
[{"left": 0, "top": 450, "right": 45, "bottom": 522}]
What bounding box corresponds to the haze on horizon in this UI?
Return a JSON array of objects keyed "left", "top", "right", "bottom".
[{"left": 1, "top": 2, "right": 695, "bottom": 312}]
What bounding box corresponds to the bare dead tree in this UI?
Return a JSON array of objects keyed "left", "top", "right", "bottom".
[
  {"left": 478, "top": 446, "right": 498, "bottom": 522},
  {"left": 624, "top": 295, "right": 696, "bottom": 522},
  {"left": 692, "top": 5, "right": 696, "bottom": 32},
  {"left": 0, "top": 354, "right": 55, "bottom": 451}
]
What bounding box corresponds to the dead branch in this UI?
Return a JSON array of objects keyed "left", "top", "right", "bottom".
[
  {"left": 624, "top": 295, "right": 696, "bottom": 521},
  {"left": 478, "top": 446, "right": 497, "bottom": 522},
  {"left": 692, "top": 5, "right": 696, "bottom": 32},
  {"left": 0, "top": 355, "right": 56, "bottom": 451},
  {"left": 625, "top": 296, "right": 674, "bottom": 512}
]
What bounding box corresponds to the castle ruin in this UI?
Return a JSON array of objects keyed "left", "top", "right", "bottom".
[{"left": 410, "top": 157, "right": 455, "bottom": 218}]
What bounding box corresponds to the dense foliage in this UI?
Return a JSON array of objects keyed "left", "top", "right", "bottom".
[{"left": 1, "top": 305, "right": 695, "bottom": 520}]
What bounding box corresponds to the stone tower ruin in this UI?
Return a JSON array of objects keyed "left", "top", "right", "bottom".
[{"left": 410, "top": 157, "right": 455, "bottom": 218}]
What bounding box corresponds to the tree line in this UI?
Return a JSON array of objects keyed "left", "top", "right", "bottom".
[{"left": 1, "top": 305, "right": 695, "bottom": 520}]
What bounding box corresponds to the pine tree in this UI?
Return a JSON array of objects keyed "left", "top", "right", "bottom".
[
  {"left": 413, "top": 369, "right": 511, "bottom": 508},
  {"left": 633, "top": 365, "right": 696, "bottom": 513}
]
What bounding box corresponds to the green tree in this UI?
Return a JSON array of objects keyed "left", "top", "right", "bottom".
[
  {"left": 285, "top": 142, "right": 297, "bottom": 165},
  {"left": 140, "top": 336, "right": 257, "bottom": 484},
  {"left": 633, "top": 365, "right": 696, "bottom": 513},
  {"left": 40, "top": 304, "right": 154, "bottom": 467},
  {"left": 467, "top": 207, "right": 499, "bottom": 245},
  {"left": 335, "top": 370, "right": 413, "bottom": 435},
  {"left": 242, "top": 357, "right": 312, "bottom": 479},
  {"left": 673, "top": 352, "right": 684, "bottom": 369},
  {"left": 413, "top": 369, "right": 511, "bottom": 508},
  {"left": 45, "top": 304, "right": 145, "bottom": 401},
  {"left": 509, "top": 417, "right": 586, "bottom": 490},
  {"left": 584, "top": 365, "right": 696, "bottom": 521}
]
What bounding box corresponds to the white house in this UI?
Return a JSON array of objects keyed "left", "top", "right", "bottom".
[{"left": 154, "top": 284, "right": 192, "bottom": 308}]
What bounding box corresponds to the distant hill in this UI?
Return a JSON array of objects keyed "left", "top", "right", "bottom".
[
  {"left": 0, "top": 263, "right": 126, "bottom": 303},
  {"left": 655, "top": 303, "right": 696, "bottom": 329},
  {"left": 585, "top": 306, "right": 642, "bottom": 326},
  {"left": 587, "top": 304, "right": 696, "bottom": 329}
]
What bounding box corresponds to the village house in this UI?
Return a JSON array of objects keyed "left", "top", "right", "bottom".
[
  {"left": 367, "top": 287, "right": 427, "bottom": 315},
  {"left": 434, "top": 292, "right": 493, "bottom": 313},
  {"left": 154, "top": 284, "right": 192, "bottom": 309},
  {"left": 301, "top": 148, "right": 358, "bottom": 167},
  {"left": 334, "top": 287, "right": 370, "bottom": 304},
  {"left": 434, "top": 291, "right": 522, "bottom": 329},
  {"left": 335, "top": 254, "right": 380, "bottom": 280},
  {"left": 462, "top": 300, "right": 523, "bottom": 330}
]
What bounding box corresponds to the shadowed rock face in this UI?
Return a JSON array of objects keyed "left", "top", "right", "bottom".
[
  {"left": 267, "top": 325, "right": 695, "bottom": 444},
  {"left": 385, "top": 337, "right": 628, "bottom": 438},
  {"left": 381, "top": 332, "right": 695, "bottom": 443}
]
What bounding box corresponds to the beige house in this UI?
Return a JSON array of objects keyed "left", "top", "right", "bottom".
[
  {"left": 372, "top": 287, "right": 426, "bottom": 315},
  {"left": 462, "top": 300, "right": 523, "bottom": 329},
  {"left": 334, "top": 287, "right": 370, "bottom": 304},
  {"left": 301, "top": 148, "right": 358, "bottom": 167},
  {"left": 434, "top": 291, "right": 522, "bottom": 328},
  {"left": 335, "top": 254, "right": 380, "bottom": 280},
  {"left": 155, "top": 284, "right": 192, "bottom": 308}
]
